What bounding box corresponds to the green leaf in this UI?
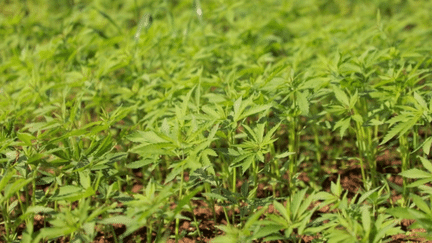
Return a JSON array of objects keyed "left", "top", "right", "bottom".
[
  {"left": 349, "top": 89, "right": 358, "bottom": 109},
  {"left": 165, "top": 166, "right": 183, "bottom": 184},
  {"left": 25, "top": 206, "right": 54, "bottom": 214},
  {"left": 35, "top": 226, "right": 76, "bottom": 242},
  {"left": 174, "top": 186, "right": 203, "bottom": 216},
  {"left": 361, "top": 206, "right": 371, "bottom": 234},
  {"left": 100, "top": 215, "right": 133, "bottom": 225},
  {"left": 296, "top": 91, "right": 309, "bottom": 115},
  {"left": 253, "top": 225, "right": 284, "bottom": 239},
  {"left": 351, "top": 114, "right": 363, "bottom": 123},
  {"left": 273, "top": 201, "right": 290, "bottom": 223},
  {"left": 127, "top": 130, "right": 168, "bottom": 144},
  {"left": 419, "top": 156, "right": 432, "bottom": 174},
  {"left": 233, "top": 96, "right": 243, "bottom": 122},
  {"left": 78, "top": 170, "right": 91, "bottom": 189},
  {"left": 413, "top": 92, "right": 428, "bottom": 109},
  {"left": 411, "top": 194, "right": 431, "bottom": 215},
  {"left": 51, "top": 185, "right": 95, "bottom": 202},
  {"left": 291, "top": 189, "right": 307, "bottom": 219},
  {"left": 407, "top": 178, "right": 432, "bottom": 188},
  {"left": 357, "top": 187, "right": 380, "bottom": 205},
  {"left": 422, "top": 136, "right": 432, "bottom": 155},
  {"left": 400, "top": 168, "right": 432, "bottom": 179},
  {"left": 202, "top": 192, "right": 227, "bottom": 201},
  {"left": 380, "top": 116, "right": 419, "bottom": 145},
  {"left": 244, "top": 205, "right": 268, "bottom": 231},
  {"left": 275, "top": 151, "right": 296, "bottom": 158},
  {"left": 333, "top": 117, "right": 351, "bottom": 138},
  {"left": 126, "top": 158, "right": 154, "bottom": 169},
  {"left": 386, "top": 208, "right": 420, "bottom": 220},
  {"left": 92, "top": 135, "right": 113, "bottom": 157},
  {"left": 17, "top": 132, "right": 36, "bottom": 146},
  {"left": 332, "top": 85, "right": 349, "bottom": 107},
  {"left": 0, "top": 169, "right": 15, "bottom": 192},
  {"left": 241, "top": 155, "right": 256, "bottom": 175},
  {"left": 239, "top": 104, "right": 272, "bottom": 121},
  {"left": 202, "top": 105, "right": 223, "bottom": 120},
  {"left": 1, "top": 177, "right": 33, "bottom": 204},
  {"left": 314, "top": 191, "right": 335, "bottom": 201}
]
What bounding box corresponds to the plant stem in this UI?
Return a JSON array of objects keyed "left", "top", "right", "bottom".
[
  {"left": 399, "top": 135, "right": 410, "bottom": 204},
  {"left": 175, "top": 164, "right": 185, "bottom": 243},
  {"left": 204, "top": 182, "right": 217, "bottom": 223},
  {"left": 188, "top": 201, "right": 202, "bottom": 238},
  {"left": 288, "top": 115, "right": 298, "bottom": 194},
  {"left": 354, "top": 120, "right": 368, "bottom": 187},
  {"left": 312, "top": 124, "right": 322, "bottom": 164}
]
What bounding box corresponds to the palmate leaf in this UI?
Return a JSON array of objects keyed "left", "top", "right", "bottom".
[
  {"left": 130, "top": 143, "right": 176, "bottom": 156},
  {"left": 202, "top": 104, "right": 226, "bottom": 121},
  {"left": 17, "top": 132, "right": 36, "bottom": 146},
  {"left": 242, "top": 124, "right": 259, "bottom": 143},
  {"left": 173, "top": 186, "right": 203, "bottom": 216},
  {"left": 411, "top": 194, "right": 432, "bottom": 215},
  {"left": 332, "top": 85, "right": 350, "bottom": 107},
  {"left": 127, "top": 130, "right": 167, "bottom": 144},
  {"left": 125, "top": 158, "right": 154, "bottom": 169},
  {"left": 387, "top": 207, "right": 423, "bottom": 220},
  {"left": 419, "top": 156, "right": 432, "bottom": 174},
  {"left": 333, "top": 117, "right": 351, "bottom": 138},
  {"left": 413, "top": 91, "right": 428, "bottom": 110},
  {"left": 244, "top": 205, "right": 268, "bottom": 234},
  {"left": 399, "top": 168, "right": 432, "bottom": 179},
  {"left": 232, "top": 96, "right": 272, "bottom": 123},
  {"left": 262, "top": 123, "right": 280, "bottom": 145},
  {"left": 401, "top": 157, "right": 432, "bottom": 187},
  {"left": 291, "top": 189, "right": 307, "bottom": 220},
  {"left": 99, "top": 215, "right": 133, "bottom": 225},
  {"left": 239, "top": 104, "right": 272, "bottom": 121},
  {"left": 33, "top": 226, "right": 76, "bottom": 243},
  {"left": 50, "top": 186, "right": 95, "bottom": 202},
  {"left": 1, "top": 177, "right": 33, "bottom": 204},
  {"left": 230, "top": 152, "right": 256, "bottom": 175},
  {"left": 380, "top": 114, "right": 420, "bottom": 145},
  {"left": 254, "top": 225, "right": 284, "bottom": 240},
  {"left": 0, "top": 169, "right": 15, "bottom": 193},
  {"left": 241, "top": 155, "right": 256, "bottom": 175},
  {"left": 92, "top": 135, "right": 114, "bottom": 158}
]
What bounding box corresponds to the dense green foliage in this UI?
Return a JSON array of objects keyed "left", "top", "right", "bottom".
[{"left": 1, "top": 0, "right": 432, "bottom": 242}]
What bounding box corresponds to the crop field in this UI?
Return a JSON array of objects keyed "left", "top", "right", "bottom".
[{"left": 1, "top": 0, "right": 432, "bottom": 242}]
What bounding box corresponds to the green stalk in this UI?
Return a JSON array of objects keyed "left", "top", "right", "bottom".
[
  {"left": 287, "top": 115, "right": 298, "bottom": 194},
  {"left": 231, "top": 168, "right": 236, "bottom": 225},
  {"left": 31, "top": 165, "right": 39, "bottom": 207},
  {"left": 222, "top": 207, "right": 231, "bottom": 226},
  {"left": 188, "top": 201, "right": 202, "bottom": 238},
  {"left": 312, "top": 124, "right": 322, "bottom": 164},
  {"left": 251, "top": 158, "right": 258, "bottom": 198},
  {"left": 399, "top": 135, "right": 409, "bottom": 204},
  {"left": 270, "top": 142, "right": 280, "bottom": 198},
  {"left": 228, "top": 128, "right": 237, "bottom": 225},
  {"left": 2, "top": 206, "right": 10, "bottom": 242},
  {"left": 147, "top": 222, "right": 153, "bottom": 242},
  {"left": 204, "top": 182, "right": 217, "bottom": 223},
  {"left": 354, "top": 121, "right": 368, "bottom": 187},
  {"left": 175, "top": 164, "right": 185, "bottom": 243}
]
